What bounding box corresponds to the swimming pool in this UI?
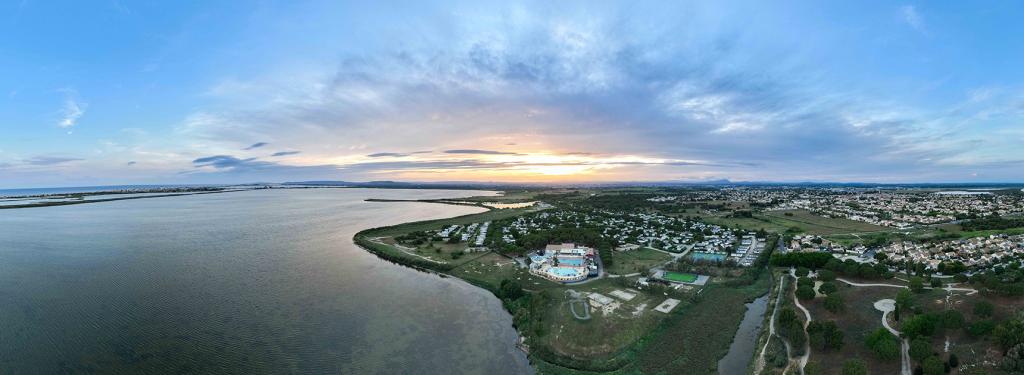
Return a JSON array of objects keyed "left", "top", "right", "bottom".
[
  {"left": 558, "top": 258, "right": 584, "bottom": 266},
  {"left": 690, "top": 252, "right": 727, "bottom": 261},
  {"left": 549, "top": 267, "right": 580, "bottom": 277}
]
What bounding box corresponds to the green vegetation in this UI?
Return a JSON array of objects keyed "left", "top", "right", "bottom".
[
  {"left": 823, "top": 293, "right": 844, "bottom": 313},
  {"left": 841, "top": 358, "right": 868, "bottom": 375},
  {"left": 604, "top": 248, "right": 671, "bottom": 275},
  {"left": 864, "top": 328, "right": 900, "bottom": 361},
  {"left": 806, "top": 320, "right": 844, "bottom": 351},
  {"left": 960, "top": 215, "right": 1024, "bottom": 231},
  {"left": 355, "top": 191, "right": 783, "bottom": 374},
  {"left": 761, "top": 209, "right": 889, "bottom": 235},
  {"left": 661, "top": 271, "right": 698, "bottom": 283}
]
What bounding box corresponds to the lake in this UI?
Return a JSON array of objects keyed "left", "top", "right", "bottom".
[{"left": 0, "top": 188, "right": 533, "bottom": 374}]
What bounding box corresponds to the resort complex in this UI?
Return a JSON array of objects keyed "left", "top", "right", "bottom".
[{"left": 528, "top": 243, "right": 599, "bottom": 283}]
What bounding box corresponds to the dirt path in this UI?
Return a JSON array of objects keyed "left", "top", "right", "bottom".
[
  {"left": 755, "top": 274, "right": 789, "bottom": 374},
  {"left": 368, "top": 237, "right": 448, "bottom": 264},
  {"left": 875, "top": 299, "right": 912, "bottom": 375},
  {"left": 789, "top": 269, "right": 812, "bottom": 375},
  {"left": 837, "top": 278, "right": 979, "bottom": 295}
]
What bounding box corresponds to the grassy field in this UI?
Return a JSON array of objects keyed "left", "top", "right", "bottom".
[
  {"left": 604, "top": 248, "right": 672, "bottom": 275},
  {"left": 662, "top": 271, "right": 698, "bottom": 283},
  {"left": 760, "top": 209, "right": 890, "bottom": 235},
  {"left": 366, "top": 205, "right": 537, "bottom": 237},
  {"left": 357, "top": 195, "right": 782, "bottom": 375},
  {"left": 803, "top": 282, "right": 901, "bottom": 375},
  {"left": 536, "top": 279, "right": 669, "bottom": 363}
]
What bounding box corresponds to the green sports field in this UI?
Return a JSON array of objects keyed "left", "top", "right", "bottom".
[{"left": 662, "top": 271, "right": 698, "bottom": 283}]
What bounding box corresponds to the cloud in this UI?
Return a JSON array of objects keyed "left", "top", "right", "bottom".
[
  {"left": 58, "top": 98, "right": 86, "bottom": 128},
  {"left": 367, "top": 152, "right": 410, "bottom": 158},
  {"left": 243, "top": 142, "right": 268, "bottom": 150},
  {"left": 444, "top": 149, "right": 520, "bottom": 155},
  {"left": 24, "top": 156, "right": 84, "bottom": 166},
  {"left": 155, "top": 2, "right": 1023, "bottom": 183},
  {"left": 901, "top": 5, "right": 927, "bottom": 35},
  {"left": 271, "top": 151, "right": 301, "bottom": 157},
  {"left": 126, "top": 161, "right": 137, "bottom": 166}
]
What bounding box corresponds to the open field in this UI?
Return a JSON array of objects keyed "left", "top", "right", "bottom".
[
  {"left": 357, "top": 192, "right": 783, "bottom": 375},
  {"left": 536, "top": 279, "right": 669, "bottom": 364},
  {"left": 662, "top": 271, "right": 698, "bottom": 283},
  {"left": 761, "top": 209, "right": 891, "bottom": 235},
  {"left": 604, "top": 248, "right": 672, "bottom": 275},
  {"left": 803, "top": 282, "right": 901, "bottom": 375},
  {"left": 449, "top": 252, "right": 556, "bottom": 291},
  {"left": 365, "top": 205, "right": 536, "bottom": 237}
]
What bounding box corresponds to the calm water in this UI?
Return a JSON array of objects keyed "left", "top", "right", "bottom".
[
  {"left": 0, "top": 188, "right": 532, "bottom": 374},
  {"left": 717, "top": 294, "right": 769, "bottom": 375}
]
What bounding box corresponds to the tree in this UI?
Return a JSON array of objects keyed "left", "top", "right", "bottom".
[
  {"left": 995, "top": 318, "right": 1024, "bottom": 351},
  {"left": 942, "top": 310, "right": 965, "bottom": 330},
  {"left": 910, "top": 277, "right": 925, "bottom": 293},
  {"left": 948, "top": 353, "right": 959, "bottom": 368},
  {"left": 804, "top": 361, "right": 822, "bottom": 375},
  {"left": 969, "top": 320, "right": 995, "bottom": 337},
  {"left": 865, "top": 328, "right": 900, "bottom": 361},
  {"left": 909, "top": 338, "right": 933, "bottom": 362},
  {"left": 973, "top": 300, "right": 994, "bottom": 318},
  {"left": 818, "top": 281, "right": 838, "bottom": 295},
  {"left": 824, "top": 293, "right": 845, "bottom": 313},
  {"left": 841, "top": 358, "right": 868, "bottom": 375},
  {"left": 796, "top": 284, "right": 817, "bottom": 300},
  {"left": 896, "top": 289, "right": 914, "bottom": 310},
  {"left": 922, "top": 356, "right": 944, "bottom": 375},
  {"left": 798, "top": 276, "right": 815, "bottom": 288},
  {"left": 796, "top": 266, "right": 810, "bottom": 277},
  {"left": 778, "top": 307, "right": 798, "bottom": 328},
  {"left": 902, "top": 313, "right": 939, "bottom": 338},
  {"left": 499, "top": 279, "right": 525, "bottom": 300},
  {"left": 817, "top": 269, "right": 837, "bottom": 282},
  {"left": 930, "top": 278, "right": 942, "bottom": 288},
  {"left": 807, "top": 320, "right": 844, "bottom": 351}
]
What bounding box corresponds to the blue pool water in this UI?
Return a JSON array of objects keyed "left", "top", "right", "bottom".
[
  {"left": 690, "top": 252, "right": 727, "bottom": 261},
  {"left": 549, "top": 267, "right": 580, "bottom": 277},
  {"left": 558, "top": 258, "right": 584, "bottom": 266}
]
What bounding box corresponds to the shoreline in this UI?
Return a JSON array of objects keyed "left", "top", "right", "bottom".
[
  {"left": 353, "top": 197, "right": 777, "bottom": 374},
  {"left": 351, "top": 199, "right": 536, "bottom": 364}
]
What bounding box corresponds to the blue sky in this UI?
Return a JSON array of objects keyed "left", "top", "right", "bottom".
[{"left": 2, "top": 1, "right": 1023, "bottom": 187}]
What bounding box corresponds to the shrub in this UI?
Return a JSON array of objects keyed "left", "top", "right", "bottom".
[
  {"left": 865, "top": 328, "right": 900, "bottom": 361},
  {"left": 816, "top": 269, "right": 836, "bottom": 282},
  {"left": 969, "top": 320, "right": 995, "bottom": 337},
  {"left": 922, "top": 355, "right": 944, "bottom": 375},
  {"left": 807, "top": 320, "right": 844, "bottom": 351},
  {"left": 909, "top": 338, "right": 933, "bottom": 362},
  {"left": 942, "top": 310, "right": 965, "bottom": 330},
  {"left": 796, "top": 266, "right": 810, "bottom": 277},
  {"left": 910, "top": 277, "right": 925, "bottom": 293},
  {"left": 818, "top": 281, "right": 838, "bottom": 295},
  {"left": 973, "top": 301, "right": 994, "bottom": 318},
  {"left": 796, "top": 284, "right": 817, "bottom": 300},
  {"left": 823, "top": 293, "right": 845, "bottom": 313},
  {"left": 841, "top": 358, "right": 868, "bottom": 375},
  {"left": 798, "top": 276, "right": 815, "bottom": 288}
]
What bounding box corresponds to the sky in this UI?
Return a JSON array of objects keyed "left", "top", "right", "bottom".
[{"left": 2, "top": 0, "right": 1024, "bottom": 188}]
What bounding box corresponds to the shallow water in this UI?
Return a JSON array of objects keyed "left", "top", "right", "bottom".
[
  {"left": 718, "top": 294, "right": 770, "bottom": 375},
  {"left": 0, "top": 188, "right": 532, "bottom": 374}
]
